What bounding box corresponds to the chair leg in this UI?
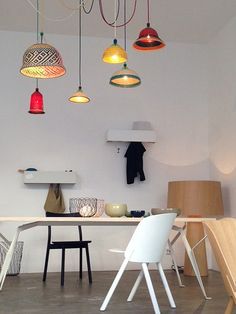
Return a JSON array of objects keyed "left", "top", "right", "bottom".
[
  {"left": 157, "top": 263, "right": 176, "bottom": 308},
  {"left": 142, "top": 263, "right": 161, "bottom": 314},
  {"left": 85, "top": 246, "right": 92, "bottom": 284},
  {"left": 100, "top": 258, "right": 129, "bottom": 312},
  {"left": 61, "top": 248, "right": 65, "bottom": 286},
  {"left": 79, "top": 247, "right": 83, "bottom": 279},
  {"left": 127, "top": 270, "right": 144, "bottom": 302},
  {"left": 225, "top": 296, "right": 235, "bottom": 314},
  {"left": 168, "top": 239, "right": 184, "bottom": 287},
  {"left": 43, "top": 247, "right": 50, "bottom": 282}
]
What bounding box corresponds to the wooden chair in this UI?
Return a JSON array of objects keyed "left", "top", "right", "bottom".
[
  {"left": 203, "top": 218, "right": 236, "bottom": 314},
  {"left": 43, "top": 212, "right": 92, "bottom": 286},
  {"left": 100, "top": 213, "right": 177, "bottom": 314}
]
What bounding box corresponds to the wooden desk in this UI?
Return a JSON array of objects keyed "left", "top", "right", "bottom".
[{"left": 0, "top": 216, "right": 215, "bottom": 299}]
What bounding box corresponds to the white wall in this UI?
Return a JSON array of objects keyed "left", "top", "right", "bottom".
[
  {"left": 207, "top": 16, "right": 236, "bottom": 269},
  {"left": 0, "top": 30, "right": 210, "bottom": 272},
  {"left": 208, "top": 16, "right": 236, "bottom": 218}
]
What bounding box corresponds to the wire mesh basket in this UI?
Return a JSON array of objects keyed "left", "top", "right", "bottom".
[
  {"left": 0, "top": 235, "right": 24, "bottom": 276},
  {"left": 69, "top": 198, "right": 105, "bottom": 217}
]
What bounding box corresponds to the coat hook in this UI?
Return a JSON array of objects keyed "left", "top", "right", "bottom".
[{"left": 117, "top": 147, "right": 120, "bottom": 154}]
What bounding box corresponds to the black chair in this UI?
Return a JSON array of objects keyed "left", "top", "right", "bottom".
[{"left": 43, "top": 212, "right": 92, "bottom": 286}]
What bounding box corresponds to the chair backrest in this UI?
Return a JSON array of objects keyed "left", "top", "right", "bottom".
[
  {"left": 125, "top": 213, "right": 176, "bottom": 263},
  {"left": 45, "top": 212, "right": 83, "bottom": 241},
  {"left": 203, "top": 218, "right": 236, "bottom": 299}
]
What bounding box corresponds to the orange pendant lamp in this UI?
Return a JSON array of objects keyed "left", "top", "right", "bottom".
[{"left": 133, "top": 0, "right": 165, "bottom": 51}]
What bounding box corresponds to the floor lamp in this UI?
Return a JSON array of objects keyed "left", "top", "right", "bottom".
[{"left": 167, "top": 180, "right": 224, "bottom": 276}]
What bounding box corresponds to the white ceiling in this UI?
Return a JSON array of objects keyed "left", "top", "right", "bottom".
[{"left": 1, "top": 0, "right": 236, "bottom": 43}]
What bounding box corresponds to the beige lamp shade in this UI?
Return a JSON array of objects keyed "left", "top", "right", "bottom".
[
  {"left": 69, "top": 86, "right": 90, "bottom": 103},
  {"left": 167, "top": 180, "right": 224, "bottom": 217},
  {"left": 110, "top": 63, "right": 141, "bottom": 88}
]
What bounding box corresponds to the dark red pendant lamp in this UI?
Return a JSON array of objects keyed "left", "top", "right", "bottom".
[
  {"left": 29, "top": 82, "right": 44, "bottom": 114},
  {"left": 133, "top": 0, "right": 165, "bottom": 51}
]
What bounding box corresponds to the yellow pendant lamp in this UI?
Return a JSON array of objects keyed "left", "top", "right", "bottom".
[
  {"left": 102, "top": 0, "right": 127, "bottom": 64},
  {"left": 103, "top": 39, "right": 127, "bottom": 64},
  {"left": 69, "top": 86, "right": 90, "bottom": 103},
  {"left": 69, "top": 0, "right": 90, "bottom": 103}
]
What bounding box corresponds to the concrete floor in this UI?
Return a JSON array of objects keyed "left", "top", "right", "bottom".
[{"left": 0, "top": 270, "right": 234, "bottom": 314}]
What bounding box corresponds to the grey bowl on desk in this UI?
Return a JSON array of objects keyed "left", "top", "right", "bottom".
[{"left": 151, "top": 208, "right": 181, "bottom": 216}]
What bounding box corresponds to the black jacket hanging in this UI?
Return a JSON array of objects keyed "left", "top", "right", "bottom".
[{"left": 124, "top": 142, "right": 146, "bottom": 184}]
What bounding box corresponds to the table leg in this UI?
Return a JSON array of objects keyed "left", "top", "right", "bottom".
[
  {"left": 0, "top": 222, "right": 38, "bottom": 291},
  {"left": 184, "top": 222, "right": 208, "bottom": 276},
  {"left": 181, "top": 230, "right": 211, "bottom": 300},
  {"left": 0, "top": 228, "right": 20, "bottom": 290}
]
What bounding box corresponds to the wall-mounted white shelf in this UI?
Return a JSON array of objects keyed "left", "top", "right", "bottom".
[
  {"left": 23, "top": 171, "right": 77, "bottom": 184},
  {"left": 106, "top": 129, "right": 157, "bottom": 143}
]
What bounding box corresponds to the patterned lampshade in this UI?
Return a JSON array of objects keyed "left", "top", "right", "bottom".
[
  {"left": 110, "top": 63, "right": 141, "bottom": 88},
  {"left": 20, "top": 43, "right": 66, "bottom": 79}
]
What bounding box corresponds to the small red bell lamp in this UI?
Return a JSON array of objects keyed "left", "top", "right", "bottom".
[{"left": 29, "top": 87, "right": 44, "bottom": 114}]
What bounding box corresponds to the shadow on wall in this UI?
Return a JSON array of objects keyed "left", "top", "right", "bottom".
[{"left": 209, "top": 161, "right": 232, "bottom": 217}]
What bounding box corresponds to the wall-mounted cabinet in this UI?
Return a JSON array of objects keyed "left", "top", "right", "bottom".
[
  {"left": 106, "top": 129, "right": 157, "bottom": 143},
  {"left": 23, "top": 171, "right": 77, "bottom": 184}
]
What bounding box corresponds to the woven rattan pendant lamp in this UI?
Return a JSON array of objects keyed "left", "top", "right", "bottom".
[
  {"left": 133, "top": 0, "right": 165, "bottom": 51},
  {"left": 110, "top": 0, "right": 141, "bottom": 88},
  {"left": 20, "top": 0, "right": 66, "bottom": 79},
  {"left": 110, "top": 63, "right": 141, "bottom": 87},
  {"left": 69, "top": 0, "right": 90, "bottom": 103}
]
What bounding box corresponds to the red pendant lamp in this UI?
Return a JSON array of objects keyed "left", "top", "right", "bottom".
[
  {"left": 133, "top": 0, "right": 165, "bottom": 51},
  {"left": 29, "top": 82, "right": 44, "bottom": 114}
]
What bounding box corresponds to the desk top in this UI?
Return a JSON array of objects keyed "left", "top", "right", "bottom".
[{"left": 0, "top": 216, "right": 218, "bottom": 226}]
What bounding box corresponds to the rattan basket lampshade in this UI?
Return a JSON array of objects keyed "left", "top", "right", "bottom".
[
  {"left": 69, "top": 86, "right": 90, "bottom": 103},
  {"left": 110, "top": 63, "right": 141, "bottom": 88},
  {"left": 20, "top": 43, "right": 66, "bottom": 79}
]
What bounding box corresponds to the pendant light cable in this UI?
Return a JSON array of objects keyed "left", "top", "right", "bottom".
[
  {"left": 26, "top": 0, "right": 76, "bottom": 22},
  {"left": 147, "top": 0, "right": 150, "bottom": 27},
  {"left": 78, "top": 0, "right": 82, "bottom": 89},
  {"left": 36, "top": 0, "right": 39, "bottom": 89},
  {"left": 82, "top": 0, "right": 95, "bottom": 14},
  {"left": 99, "top": 0, "right": 137, "bottom": 28},
  {"left": 114, "top": 0, "right": 117, "bottom": 39},
  {"left": 124, "top": 0, "right": 126, "bottom": 51},
  {"left": 147, "top": 0, "right": 150, "bottom": 25}
]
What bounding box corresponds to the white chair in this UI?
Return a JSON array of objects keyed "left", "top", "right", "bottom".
[
  {"left": 151, "top": 208, "right": 185, "bottom": 287},
  {"left": 100, "top": 213, "right": 177, "bottom": 314}
]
